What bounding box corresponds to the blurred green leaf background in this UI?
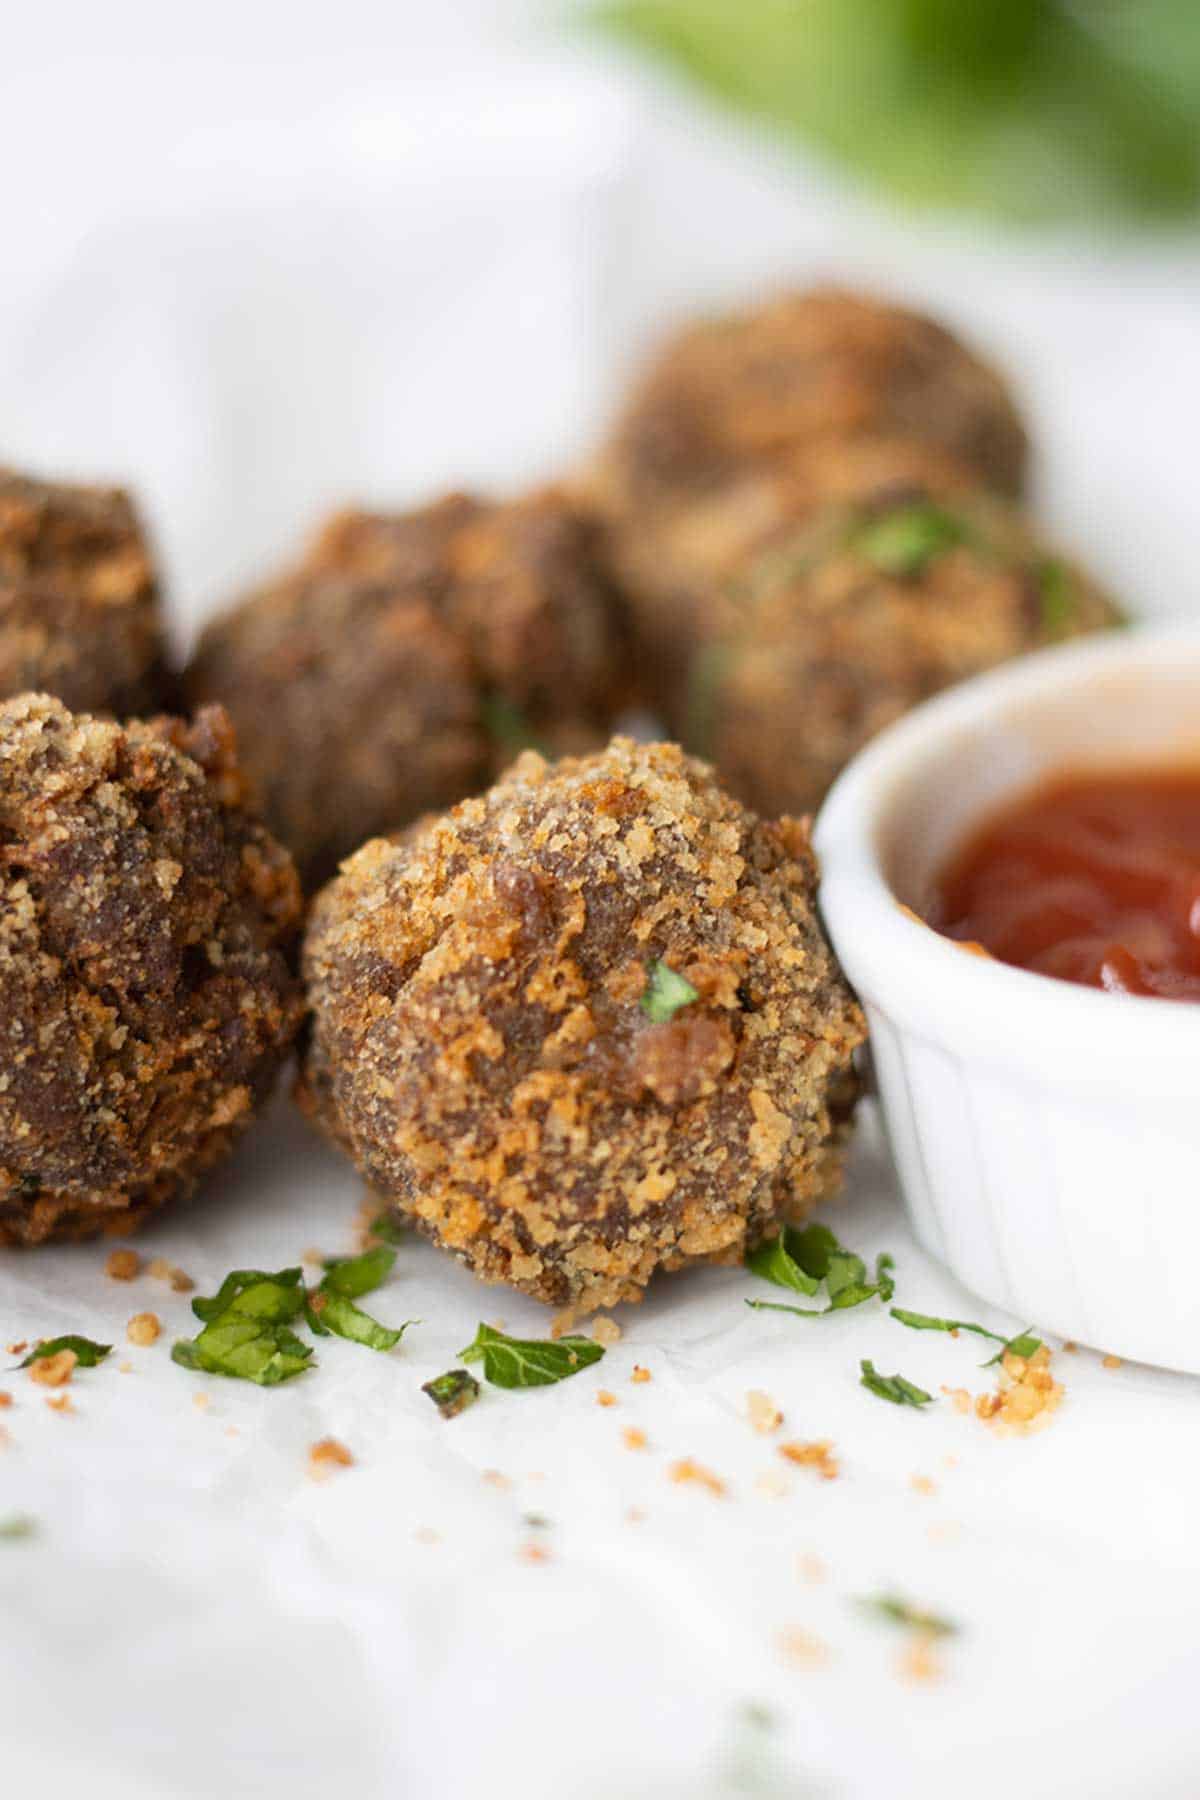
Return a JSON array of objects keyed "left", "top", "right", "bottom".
[{"left": 593, "top": 0, "right": 1200, "bottom": 223}]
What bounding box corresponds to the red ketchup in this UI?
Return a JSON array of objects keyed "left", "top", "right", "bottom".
[{"left": 933, "top": 769, "right": 1200, "bottom": 1002}]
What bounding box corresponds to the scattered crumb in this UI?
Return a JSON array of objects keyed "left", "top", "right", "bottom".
[
  {"left": 620, "top": 1426, "right": 647, "bottom": 1452},
  {"left": 482, "top": 1469, "right": 511, "bottom": 1489},
  {"left": 45, "top": 1393, "right": 74, "bottom": 1414},
  {"left": 147, "top": 1257, "right": 172, "bottom": 1281},
  {"left": 119, "top": 1360, "right": 134, "bottom": 1374},
  {"left": 309, "top": 1437, "right": 354, "bottom": 1476},
  {"left": 0, "top": 1392, "right": 11, "bottom": 1409},
  {"left": 1102, "top": 1353, "right": 1122, "bottom": 1370},
  {"left": 746, "top": 1389, "right": 783, "bottom": 1435},
  {"left": 630, "top": 1365, "right": 651, "bottom": 1384},
  {"left": 105, "top": 1248, "right": 141, "bottom": 1282},
  {"left": 987, "top": 1345, "right": 1064, "bottom": 1434},
  {"left": 126, "top": 1312, "right": 161, "bottom": 1347},
  {"left": 779, "top": 1440, "right": 839, "bottom": 1481},
  {"left": 29, "top": 1350, "right": 76, "bottom": 1389},
  {"left": 590, "top": 1316, "right": 622, "bottom": 1346},
  {"left": 522, "top": 1512, "right": 551, "bottom": 1531},
  {"left": 6, "top": 1342, "right": 27, "bottom": 1357},
  {"left": 944, "top": 1386, "right": 972, "bottom": 1415},
  {"left": 754, "top": 1470, "right": 790, "bottom": 1500},
  {"left": 898, "top": 1633, "right": 942, "bottom": 1685},
  {"left": 518, "top": 1541, "right": 551, "bottom": 1565},
  {"left": 942, "top": 1454, "right": 959, "bottom": 1470},
  {"left": 626, "top": 1507, "right": 646, "bottom": 1524},
  {"left": 302, "top": 1247, "right": 326, "bottom": 1265},
  {"left": 225, "top": 1426, "right": 240, "bottom": 1438},
  {"left": 0, "top": 1426, "right": 9, "bottom": 1449},
  {"left": 910, "top": 1475, "right": 937, "bottom": 1497},
  {"left": 777, "top": 1628, "right": 830, "bottom": 1670},
  {"left": 193, "top": 1393, "right": 211, "bottom": 1412},
  {"left": 169, "top": 1268, "right": 195, "bottom": 1294},
  {"left": 796, "top": 1553, "right": 827, "bottom": 1585},
  {"left": 148, "top": 1258, "right": 193, "bottom": 1292},
  {"left": 1063, "top": 1340, "right": 1078, "bottom": 1353},
  {"left": 669, "top": 1457, "right": 727, "bottom": 1497},
  {"left": 595, "top": 1389, "right": 617, "bottom": 1408},
  {"left": 415, "top": 1526, "right": 440, "bottom": 1545}
]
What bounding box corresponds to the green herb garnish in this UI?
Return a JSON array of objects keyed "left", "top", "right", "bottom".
[
  {"left": 459, "top": 1323, "right": 605, "bottom": 1389},
  {"left": 306, "top": 1247, "right": 415, "bottom": 1352},
  {"left": 1036, "top": 558, "right": 1077, "bottom": 637},
  {"left": 0, "top": 1515, "right": 37, "bottom": 1541},
  {"left": 18, "top": 1336, "right": 111, "bottom": 1369},
  {"left": 640, "top": 959, "right": 699, "bottom": 1024},
  {"left": 853, "top": 504, "right": 966, "bottom": 577},
  {"left": 860, "top": 1359, "right": 934, "bottom": 1408},
  {"left": 481, "top": 694, "right": 550, "bottom": 759},
  {"left": 746, "top": 1224, "right": 894, "bottom": 1318},
  {"left": 859, "top": 1593, "right": 958, "bottom": 1638},
  {"left": 365, "top": 1210, "right": 406, "bottom": 1247},
  {"left": 173, "top": 1266, "right": 313, "bottom": 1386},
  {"left": 422, "top": 1368, "right": 481, "bottom": 1419},
  {"left": 890, "top": 1308, "right": 1042, "bottom": 1367}
]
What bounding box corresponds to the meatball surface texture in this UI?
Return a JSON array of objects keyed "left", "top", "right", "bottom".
[
  {"left": 300, "top": 739, "right": 865, "bottom": 1317},
  {"left": 0, "top": 695, "right": 303, "bottom": 1246}
]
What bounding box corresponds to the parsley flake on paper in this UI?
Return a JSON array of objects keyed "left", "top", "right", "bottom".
[
  {"left": 306, "top": 1248, "right": 415, "bottom": 1352},
  {"left": 746, "top": 1223, "right": 894, "bottom": 1318},
  {"left": 172, "top": 1266, "right": 313, "bottom": 1386},
  {"left": 859, "top": 1593, "right": 959, "bottom": 1638},
  {"left": 890, "top": 1308, "right": 1042, "bottom": 1367},
  {"left": 422, "top": 1369, "right": 481, "bottom": 1419},
  {"left": 18, "top": 1336, "right": 111, "bottom": 1369},
  {"left": 459, "top": 1323, "right": 605, "bottom": 1389},
  {"left": 860, "top": 1359, "right": 934, "bottom": 1408}
]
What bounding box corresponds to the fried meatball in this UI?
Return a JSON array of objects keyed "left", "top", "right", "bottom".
[
  {"left": 188, "top": 488, "right": 627, "bottom": 886},
  {"left": 592, "top": 436, "right": 984, "bottom": 722},
  {"left": 299, "top": 738, "right": 865, "bottom": 1318},
  {"left": 312, "top": 485, "right": 629, "bottom": 769},
  {"left": 186, "top": 494, "right": 488, "bottom": 887},
  {"left": 682, "top": 488, "right": 1123, "bottom": 823},
  {"left": 594, "top": 286, "right": 1028, "bottom": 514},
  {"left": 0, "top": 695, "right": 303, "bottom": 1246},
  {"left": 0, "top": 468, "right": 170, "bottom": 717}
]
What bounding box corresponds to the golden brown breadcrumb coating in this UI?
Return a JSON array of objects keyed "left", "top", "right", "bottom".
[
  {"left": 299, "top": 738, "right": 864, "bottom": 1317},
  {"left": 681, "top": 486, "right": 1124, "bottom": 821},
  {"left": 0, "top": 694, "right": 303, "bottom": 1246},
  {"left": 0, "top": 468, "right": 171, "bottom": 718}
]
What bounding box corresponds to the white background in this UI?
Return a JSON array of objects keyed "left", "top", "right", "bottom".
[{"left": 1, "top": 6, "right": 1199, "bottom": 1797}]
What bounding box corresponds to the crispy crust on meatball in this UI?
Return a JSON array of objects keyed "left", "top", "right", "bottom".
[
  {"left": 188, "top": 488, "right": 628, "bottom": 886},
  {"left": 299, "top": 738, "right": 865, "bottom": 1318},
  {"left": 684, "top": 488, "right": 1123, "bottom": 822},
  {"left": 0, "top": 469, "right": 171, "bottom": 718},
  {"left": 0, "top": 694, "right": 303, "bottom": 1246},
  {"left": 592, "top": 286, "right": 1028, "bottom": 512}
]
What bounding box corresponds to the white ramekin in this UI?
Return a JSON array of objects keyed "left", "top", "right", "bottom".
[{"left": 814, "top": 626, "right": 1200, "bottom": 1373}]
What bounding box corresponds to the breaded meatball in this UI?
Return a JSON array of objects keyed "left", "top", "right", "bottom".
[
  {"left": 188, "top": 488, "right": 627, "bottom": 886},
  {"left": 0, "top": 694, "right": 303, "bottom": 1246},
  {"left": 682, "top": 488, "right": 1123, "bottom": 823},
  {"left": 313, "top": 485, "right": 629, "bottom": 769},
  {"left": 592, "top": 436, "right": 983, "bottom": 721},
  {"left": 0, "top": 468, "right": 170, "bottom": 717},
  {"left": 299, "top": 738, "right": 865, "bottom": 1318},
  {"left": 593, "top": 286, "right": 1028, "bottom": 513},
  {"left": 186, "top": 495, "right": 488, "bottom": 887}
]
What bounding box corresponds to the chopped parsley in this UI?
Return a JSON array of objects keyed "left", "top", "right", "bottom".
[
  {"left": 746, "top": 1223, "right": 894, "bottom": 1318},
  {"left": 853, "top": 503, "right": 966, "bottom": 577},
  {"left": 1036, "top": 557, "right": 1077, "bottom": 636},
  {"left": 172, "top": 1266, "right": 313, "bottom": 1386},
  {"left": 640, "top": 959, "right": 699, "bottom": 1024},
  {"left": 422, "top": 1369, "right": 481, "bottom": 1418},
  {"left": 365, "top": 1210, "right": 406, "bottom": 1247},
  {"left": 306, "top": 1247, "right": 415, "bottom": 1352},
  {"left": 18, "top": 1336, "right": 111, "bottom": 1369},
  {"left": 860, "top": 1358, "right": 934, "bottom": 1408},
  {"left": 459, "top": 1323, "right": 605, "bottom": 1389},
  {"left": 890, "top": 1307, "right": 1042, "bottom": 1367},
  {"left": 859, "top": 1593, "right": 959, "bottom": 1637}
]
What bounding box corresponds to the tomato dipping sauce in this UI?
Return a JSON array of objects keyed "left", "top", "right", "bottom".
[{"left": 934, "top": 768, "right": 1200, "bottom": 1002}]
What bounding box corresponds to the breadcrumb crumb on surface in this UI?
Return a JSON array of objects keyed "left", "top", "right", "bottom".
[
  {"left": 6, "top": 1342, "right": 27, "bottom": 1356},
  {"left": 518, "top": 1542, "right": 552, "bottom": 1565},
  {"left": 29, "top": 1350, "right": 76, "bottom": 1388},
  {"left": 126, "top": 1312, "right": 160, "bottom": 1346},
  {"left": 898, "top": 1633, "right": 943, "bottom": 1685},
  {"left": 910, "top": 1475, "right": 937, "bottom": 1496},
  {"left": 0, "top": 1391, "right": 11, "bottom": 1408},
  {"left": 631, "top": 1366, "right": 651, "bottom": 1384},
  {"left": 590, "top": 1316, "right": 622, "bottom": 1346},
  {"left": 193, "top": 1393, "right": 211, "bottom": 1412},
  {"left": 45, "top": 1393, "right": 74, "bottom": 1414},
  {"left": 1102, "top": 1353, "right": 1122, "bottom": 1370},
  {"left": 668, "top": 1457, "right": 727, "bottom": 1497},
  {"left": 778, "top": 1628, "right": 830, "bottom": 1670},
  {"left": 622, "top": 1426, "right": 648, "bottom": 1451},
  {"left": 754, "top": 1470, "right": 790, "bottom": 1500},
  {"left": 309, "top": 1437, "right": 354, "bottom": 1476},
  {"left": 105, "top": 1248, "right": 141, "bottom": 1281},
  {"left": 779, "top": 1440, "right": 839, "bottom": 1481},
  {"left": 796, "top": 1553, "right": 826, "bottom": 1585},
  {"left": 595, "top": 1389, "right": 617, "bottom": 1408},
  {"left": 746, "top": 1389, "right": 783, "bottom": 1435},
  {"left": 482, "top": 1469, "right": 511, "bottom": 1490}
]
